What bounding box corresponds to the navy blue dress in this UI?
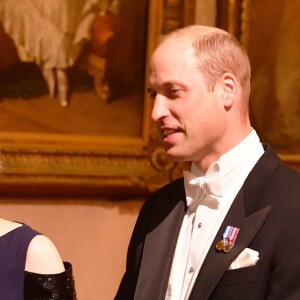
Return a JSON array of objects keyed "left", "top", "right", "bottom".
[{"left": 0, "top": 224, "right": 39, "bottom": 300}]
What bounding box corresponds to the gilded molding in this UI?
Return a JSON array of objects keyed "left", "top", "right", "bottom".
[
  {"left": 162, "top": 0, "right": 184, "bottom": 33},
  {"left": 150, "top": 146, "right": 176, "bottom": 172},
  {"left": 227, "top": 0, "right": 239, "bottom": 36},
  {"left": 240, "top": 0, "right": 250, "bottom": 49}
]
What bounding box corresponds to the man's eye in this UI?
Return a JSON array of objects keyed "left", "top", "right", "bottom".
[
  {"left": 169, "top": 88, "right": 181, "bottom": 98},
  {"left": 149, "top": 91, "right": 156, "bottom": 99},
  {"left": 147, "top": 88, "right": 156, "bottom": 99}
]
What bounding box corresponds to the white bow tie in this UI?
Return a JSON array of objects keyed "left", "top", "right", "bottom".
[{"left": 183, "top": 163, "right": 223, "bottom": 208}]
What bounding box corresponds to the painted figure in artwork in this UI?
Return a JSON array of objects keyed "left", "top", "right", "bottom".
[{"left": 0, "top": 0, "right": 118, "bottom": 107}]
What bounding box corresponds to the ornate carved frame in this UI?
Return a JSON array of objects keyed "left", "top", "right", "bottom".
[
  {"left": 217, "top": 0, "right": 300, "bottom": 171},
  {"left": 0, "top": 0, "right": 195, "bottom": 198}
]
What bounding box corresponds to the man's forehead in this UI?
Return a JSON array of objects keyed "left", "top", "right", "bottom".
[
  {"left": 148, "top": 58, "right": 199, "bottom": 90},
  {"left": 155, "top": 36, "right": 192, "bottom": 53},
  {"left": 150, "top": 44, "right": 196, "bottom": 81}
]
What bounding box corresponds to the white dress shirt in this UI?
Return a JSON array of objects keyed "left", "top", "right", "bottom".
[{"left": 165, "top": 129, "right": 264, "bottom": 300}]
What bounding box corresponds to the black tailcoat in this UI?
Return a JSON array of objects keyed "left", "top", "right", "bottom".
[{"left": 115, "top": 145, "right": 300, "bottom": 300}]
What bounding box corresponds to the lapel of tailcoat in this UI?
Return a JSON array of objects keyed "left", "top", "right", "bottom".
[
  {"left": 134, "top": 179, "right": 186, "bottom": 300},
  {"left": 190, "top": 145, "right": 280, "bottom": 299}
]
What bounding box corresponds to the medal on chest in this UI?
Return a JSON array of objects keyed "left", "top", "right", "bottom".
[{"left": 216, "top": 225, "right": 240, "bottom": 253}]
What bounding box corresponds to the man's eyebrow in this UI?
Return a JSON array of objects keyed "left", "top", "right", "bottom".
[
  {"left": 147, "top": 81, "right": 185, "bottom": 94},
  {"left": 148, "top": 81, "right": 181, "bottom": 89}
]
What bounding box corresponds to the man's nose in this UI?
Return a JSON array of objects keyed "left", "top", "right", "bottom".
[{"left": 151, "top": 96, "right": 169, "bottom": 122}]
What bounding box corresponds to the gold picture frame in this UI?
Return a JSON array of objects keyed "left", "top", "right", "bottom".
[
  {"left": 0, "top": 0, "right": 195, "bottom": 197},
  {"left": 217, "top": 0, "right": 300, "bottom": 171}
]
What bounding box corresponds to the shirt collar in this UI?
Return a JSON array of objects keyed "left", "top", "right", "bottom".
[{"left": 185, "top": 129, "right": 264, "bottom": 205}]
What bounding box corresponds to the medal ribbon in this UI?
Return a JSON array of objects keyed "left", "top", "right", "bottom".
[
  {"left": 223, "top": 226, "right": 231, "bottom": 240},
  {"left": 224, "top": 226, "right": 240, "bottom": 247},
  {"left": 228, "top": 226, "right": 240, "bottom": 247}
]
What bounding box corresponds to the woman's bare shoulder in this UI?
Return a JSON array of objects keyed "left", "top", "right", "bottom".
[
  {"left": 0, "top": 218, "right": 65, "bottom": 274},
  {"left": 25, "top": 234, "right": 65, "bottom": 274}
]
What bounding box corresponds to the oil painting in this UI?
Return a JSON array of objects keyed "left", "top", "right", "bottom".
[
  {"left": 0, "top": 0, "right": 191, "bottom": 197},
  {"left": 0, "top": 0, "right": 147, "bottom": 138}
]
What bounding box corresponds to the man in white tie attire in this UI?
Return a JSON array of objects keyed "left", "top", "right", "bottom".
[{"left": 115, "top": 25, "right": 300, "bottom": 300}]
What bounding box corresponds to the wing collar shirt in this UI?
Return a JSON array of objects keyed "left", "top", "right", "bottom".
[{"left": 165, "top": 129, "right": 264, "bottom": 300}]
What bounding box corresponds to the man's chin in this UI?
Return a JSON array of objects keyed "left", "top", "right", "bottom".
[{"left": 165, "top": 150, "right": 189, "bottom": 162}]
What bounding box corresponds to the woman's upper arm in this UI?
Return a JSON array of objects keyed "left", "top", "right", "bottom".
[{"left": 25, "top": 235, "right": 65, "bottom": 274}]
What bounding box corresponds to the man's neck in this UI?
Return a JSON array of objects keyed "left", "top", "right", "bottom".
[{"left": 194, "top": 126, "right": 253, "bottom": 173}]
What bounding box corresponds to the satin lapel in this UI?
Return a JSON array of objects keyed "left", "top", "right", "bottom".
[
  {"left": 190, "top": 189, "right": 271, "bottom": 300},
  {"left": 134, "top": 194, "right": 186, "bottom": 300}
]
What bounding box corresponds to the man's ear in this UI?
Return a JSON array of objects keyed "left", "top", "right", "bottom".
[{"left": 221, "top": 73, "right": 238, "bottom": 108}]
